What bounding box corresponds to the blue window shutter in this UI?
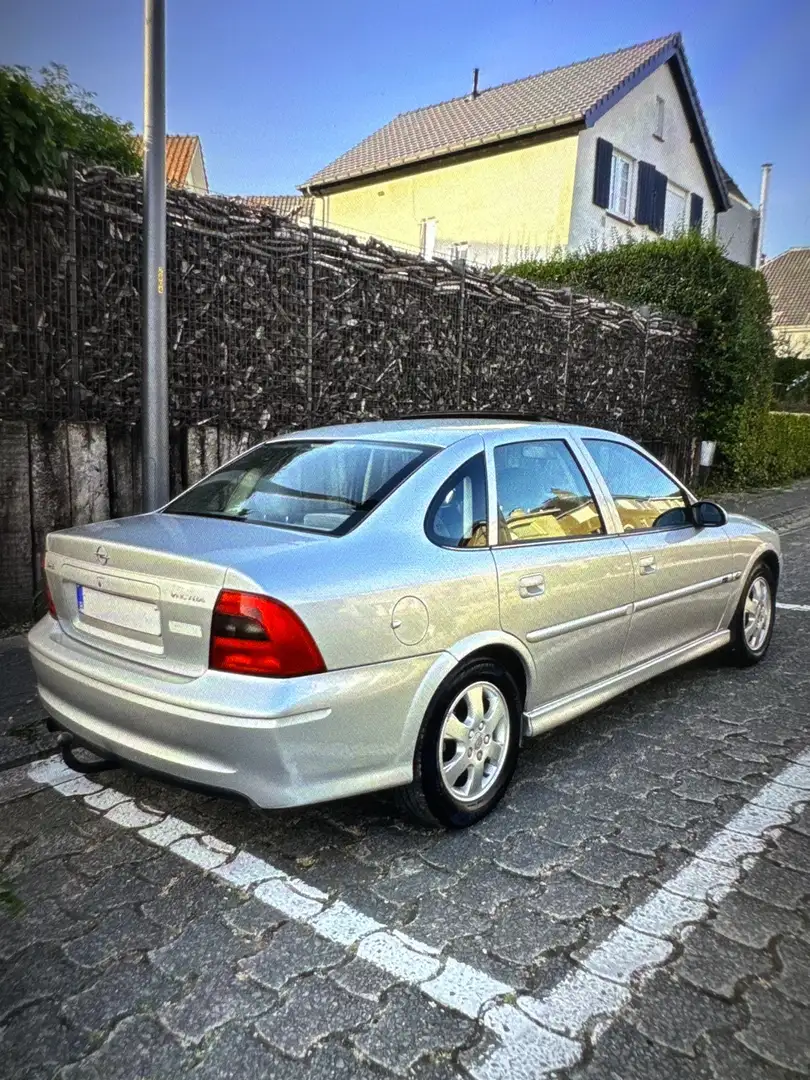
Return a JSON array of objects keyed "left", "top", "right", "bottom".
[
  {"left": 651, "top": 170, "right": 667, "bottom": 234},
  {"left": 689, "top": 193, "right": 704, "bottom": 233},
  {"left": 593, "top": 138, "right": 613, "bottom": 208},
  {"left": 635, "top": 162, "right": 655, "bottom": 225}
]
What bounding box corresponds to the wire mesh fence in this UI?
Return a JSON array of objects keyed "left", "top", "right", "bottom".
[{"left": 0, "top": 167, "right": 699, "bottom": 446}]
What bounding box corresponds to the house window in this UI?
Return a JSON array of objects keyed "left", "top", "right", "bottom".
[
  {"left": 655, "top": 96, "right": 665, "bottom": 139},
  {"left": 664, "top": 184, "right": 687, "bottom": 237},
  {"left": 609, "top": 152, "right": 633, "bottom": 218}
]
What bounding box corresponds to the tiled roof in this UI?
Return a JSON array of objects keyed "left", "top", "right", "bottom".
[
  {"left": 763, "top": 249, "right": 810, "bottom": 328},
  {"left": 305, "top": 34, "right": 683, "bottom": 188},
  {"left": 137, "top": 134, "right": 207, "bottom": 190},
  {"left": 165, "top": 135, "right": 204, "bottom": 189},
  {"left": 238, "top": 195, "right": 315, "bottom": 219}
]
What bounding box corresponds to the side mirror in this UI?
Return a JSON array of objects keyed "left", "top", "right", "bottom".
[{"left": 692, "top": 500, "right": 727, "bottom": 528}]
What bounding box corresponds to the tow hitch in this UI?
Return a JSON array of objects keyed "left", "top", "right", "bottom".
[{"left": 47, "top": 719, "right": 120, "bottom": 775}]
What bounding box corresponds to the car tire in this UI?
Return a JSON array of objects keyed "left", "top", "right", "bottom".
[
  {"left": 394, "top": 658, "right": 523, "bottom": 829},
  {"left": 726, "top": 561, "right": 776, "bottom": 667}
]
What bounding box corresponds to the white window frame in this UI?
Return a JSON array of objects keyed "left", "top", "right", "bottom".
[
  {"left": 608, "top": 150, "right": 633, "bottom": 220},
  {"left": 654, "top": 96, "right": 665, "bottom": 140}
]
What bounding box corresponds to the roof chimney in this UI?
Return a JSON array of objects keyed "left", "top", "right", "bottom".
[
  {"left": 755, "top": 163, "right": 772, "bottom": 270},
  {"left": 471, "top": 68, "right": 480, "bottom": 98}
]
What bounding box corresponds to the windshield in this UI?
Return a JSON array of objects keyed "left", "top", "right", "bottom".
[{"left": 163, "top": 439, "right": 435, "bottom": 534}]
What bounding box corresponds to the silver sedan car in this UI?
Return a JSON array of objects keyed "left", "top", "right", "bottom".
[{"left": 30, "top": 418, "right": 780, "bottom": 827}]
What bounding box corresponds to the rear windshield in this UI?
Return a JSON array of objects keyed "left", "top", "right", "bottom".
[{"left": 164, "top": 439, "right": 435, "bottom": 535}]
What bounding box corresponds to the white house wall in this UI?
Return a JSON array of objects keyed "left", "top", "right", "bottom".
[
  {"left": 716, "top": 193, "right": 758, "bottom": 267},
  {"left": 186, "top": 146, "right": 209, "bottom": 194},
  {"left": 567, "top": 61, "right": 715, "bottom": 252}
]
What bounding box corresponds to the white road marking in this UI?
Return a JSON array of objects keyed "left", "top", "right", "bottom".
[
  {"left": 169, "top": 833, "right": 234, "bottom": 870},
  {"left": 422, "top": 959, "right": 513, "bottom": 1020},
  {"left": 776, "top": 602, "right": 810, "bottom": 611},
  {"left": 18, "top": 748, "right": 810, "bottom": 1078},
  {"left": 477, "top": 748, "right": 810, "bottom": 1077}
]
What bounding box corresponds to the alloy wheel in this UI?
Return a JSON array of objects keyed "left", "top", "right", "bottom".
[
  {"left": 437, "top": 681, "right": 511, "bottom": 804},
  {"left": 743, "top": 575, "right": 772, "bottom": 653}
]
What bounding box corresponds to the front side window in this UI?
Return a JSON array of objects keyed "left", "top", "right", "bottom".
[
  {"left": 165, "top": 439, "right": 434, "bottom": 535},
  {"left": 494, "top": 440, "right": 604, "bottom": 544},
  {"left": 427, "top": 454, "right": 488, "bottom": 548},
  {"left": 609, "top": 151, "right": 633, "bottom": 217},
  {"left": 584, "top": 439, "right": 689, "bottom": 533}
]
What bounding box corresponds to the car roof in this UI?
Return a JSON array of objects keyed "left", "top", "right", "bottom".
[{"left": 273, "top": 417, "right": 624, "bottom": 449}]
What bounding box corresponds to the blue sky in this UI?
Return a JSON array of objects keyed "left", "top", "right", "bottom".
[{"left": 4, "top": 0, "right": 809, "bottom": 257}]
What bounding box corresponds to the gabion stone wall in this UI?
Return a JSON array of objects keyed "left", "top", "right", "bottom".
[{"left": 0, "top": 168, "right": 697, "bottom": 446}]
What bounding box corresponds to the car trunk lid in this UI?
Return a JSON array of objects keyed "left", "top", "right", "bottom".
[{"left": 45, "top": 512, "right": 324, "bottom": 677}]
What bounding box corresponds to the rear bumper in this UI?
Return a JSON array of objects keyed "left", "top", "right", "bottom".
[{"left": 28, "top": 617, "right": 439, "bottom": 808}]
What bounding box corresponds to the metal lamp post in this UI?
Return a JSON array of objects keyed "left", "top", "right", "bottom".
[{"left": 141, "top": 0, "right": 170, "bottom": 510}]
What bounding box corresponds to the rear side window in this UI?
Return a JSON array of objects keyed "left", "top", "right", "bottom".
[
  {"left": 584, "top": 439, "right": 689, "bottom": 533},
  {"left": 426, "top": 454, "right": 489, "bottom": 548},
  {"left": 165, "top": 439, "right": 435, "bottom": 535},
  {"left": 495, "top": 440, "right": 604, "bottom": 543}
]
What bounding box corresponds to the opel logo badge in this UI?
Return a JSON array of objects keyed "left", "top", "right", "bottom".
[{"left": 95, "top": 545, "right": 109, "bottom": 566}]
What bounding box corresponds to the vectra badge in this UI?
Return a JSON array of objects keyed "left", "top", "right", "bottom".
[{"left": 95, "top": 545, "right": 109, "bottom": 566}]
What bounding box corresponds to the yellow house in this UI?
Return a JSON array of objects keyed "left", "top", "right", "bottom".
[
  {"left": 301, "top": 33, "right": 731, "bottom": 267},
  {"left": 763, "top": 249, "right": 810, "bottom": 360}
]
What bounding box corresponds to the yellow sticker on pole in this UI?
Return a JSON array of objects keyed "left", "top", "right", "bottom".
[{"left": 157, "top": 267, "right": 164, "bottom": 294}]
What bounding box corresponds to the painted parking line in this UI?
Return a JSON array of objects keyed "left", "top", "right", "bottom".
[
  {"left": 17, "top": 750, "right": 810, "bottom": 1078},
  {"left": 776, "top": 602, "right": 810, "bottom": 612},
  {"left": 17, "top": 756, "right": 577, "bottom": 1072}
]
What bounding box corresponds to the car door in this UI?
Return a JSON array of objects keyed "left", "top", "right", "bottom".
[
  {"left": 581, "top": 437, "right": 733, "bottom": 669},
  {"left": 489, "top": 436, "right": 635, "bottom": 710}
]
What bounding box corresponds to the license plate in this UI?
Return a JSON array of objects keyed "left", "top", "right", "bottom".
[{"left": 77, "top": 586, "right": 161, "bottom": 637}]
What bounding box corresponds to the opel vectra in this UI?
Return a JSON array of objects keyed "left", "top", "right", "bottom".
[{"left": 29, "top": 418, "right": 780, "bottom": 827}]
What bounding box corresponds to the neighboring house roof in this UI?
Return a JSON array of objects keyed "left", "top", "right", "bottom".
[
  {"left": 165, "top": 135, "right": 200, "bottom": 188},
  {"left": 137, "top": 134, "right": 208, "bottom": 191},
  {"left": 303, "top": 32, "right": 729, "bottom": 209},
  {"left": 763, "top": 248, "right": 810, "bottom": 328},
  {"left": 721, "top": 167, "right": 753, "bottom": 208},
  {"left": 238, "top": 194, "right": 315, "bottom": 220}
]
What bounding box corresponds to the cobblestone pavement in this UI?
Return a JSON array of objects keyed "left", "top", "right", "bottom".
[{"left": 2, "top": 484, "right": 810, "bottom": 1080}]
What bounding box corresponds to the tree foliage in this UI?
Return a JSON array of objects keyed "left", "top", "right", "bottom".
[
  {"left": 0, "top": 64, "right": 140, "bottom": 207},
  {"left": 508, "top": 233, "right": 781, "bottom": 487}
]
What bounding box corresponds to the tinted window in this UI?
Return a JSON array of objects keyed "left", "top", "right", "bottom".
[
  {"left": 494, "top": 440, "right": 604, "bottom": 544},
  {"left": 165, "top": 440, "right": 434, "bottom": 535},
  {"left": 585, "top": 439, "right": 689, "bottom": 533},
  {"left": 427, "top": 454, "right": 488, "bottom": 548}
]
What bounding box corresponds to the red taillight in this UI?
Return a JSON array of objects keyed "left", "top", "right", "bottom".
[
  {"left": 209, "top": 590, "right": 326, "bottom": 678},
  {"left": 42, "top": 561, "right": 57, "bottom": 619}
]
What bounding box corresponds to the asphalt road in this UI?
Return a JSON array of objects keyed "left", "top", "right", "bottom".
[{"left": 1, "top": 490, "right": 809, "bottom": 1080}]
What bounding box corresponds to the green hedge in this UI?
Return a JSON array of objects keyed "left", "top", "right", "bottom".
[
  {"left": 508, "top": 233, "right": 779, "bottom": 487},
  {"left": 759, "top": 412, "right": 810, "bottom": 484}
]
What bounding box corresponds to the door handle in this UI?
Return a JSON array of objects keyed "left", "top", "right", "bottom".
[
  {"left": 639, "top": 556, "right": 657, "bottom": 576},
  {"left": 518, "top": 574, "right": 546, "bottom": 598}
]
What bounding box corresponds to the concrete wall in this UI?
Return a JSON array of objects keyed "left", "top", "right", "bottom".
[
  {"left": 317, "top": 132, "right": 580, "bottom": 266},
  {"left": 716, "top": 193, "right": 758, "bottom": 267},
  {"left": 0, "top": 421, "right": 254, "bottom": 626},
  {"left": 567, "top": 61, "right": 715, "bottom": 251}
]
